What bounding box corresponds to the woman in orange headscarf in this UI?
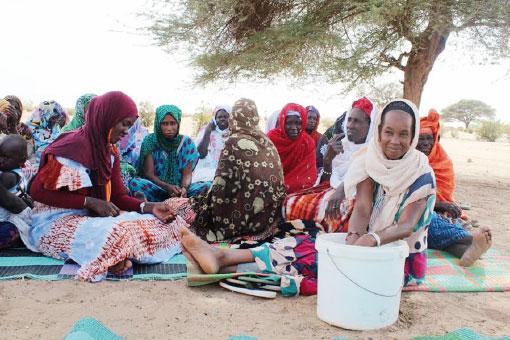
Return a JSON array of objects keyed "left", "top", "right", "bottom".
[
  {"left": 418, "top": 109, "right": 456, "bottom": 202},
  {"left": 417, "top": 109, "right": 491, "bottom": 266}
]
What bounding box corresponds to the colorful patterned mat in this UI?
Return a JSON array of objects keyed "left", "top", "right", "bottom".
[
  {"left": 1, "top": 247, "right": 508, "bottom": 292},
  {"left": 403, "top": 249, "right": 510, "bottom": 292},
  {"left": 187, "top": 248, "right": 510, "bottom": 292},
  {"left": 0, "top": 247, "right": 186, "bottom": 281}
]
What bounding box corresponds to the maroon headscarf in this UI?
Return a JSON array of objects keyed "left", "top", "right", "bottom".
[{"left": 41, "top": 91, "right": 138, "bottom": 186}]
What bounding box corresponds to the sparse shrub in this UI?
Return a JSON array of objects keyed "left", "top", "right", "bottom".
[
  {"left": 192, "top": 108, "right": 212, "bottom": 136},
  {"left": 503, "top": 123, "right": 510, "bottom": 134},
  {"left": 139, "top": 101, "right": 155, "bottom": 130},
  {"left": 476, "top": 120, "right": 503, "bottom": 142},
  {"left": 319, "top": 118, "right": 334, "bottom": 133},
  {"left": 450, "top": 128, "right": 459, "bottom": 138}
]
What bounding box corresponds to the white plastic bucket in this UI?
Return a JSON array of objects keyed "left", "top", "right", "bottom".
[{"left": 315, "top": 233, "right": 409, "bottom": 330}]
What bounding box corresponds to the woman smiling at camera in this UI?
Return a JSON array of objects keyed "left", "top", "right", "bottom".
[{"left": 28, "top": 91, "right": 185, "bottom": 282}]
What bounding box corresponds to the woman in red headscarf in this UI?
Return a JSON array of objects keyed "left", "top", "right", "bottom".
[
  {"left": 26, "top": 91, "right": 196, "bottom": 281},
  {"left": 268, "top": 103, "right": 317, "bottom": 194},
  {"left": 417, "top": 109, "right": 491, "bottom": 266},
  {"left": 282, "top": 97, "right": 377, "bottom": 233}
]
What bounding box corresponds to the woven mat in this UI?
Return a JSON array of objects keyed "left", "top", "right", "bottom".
[
  {"left": 403, "top": 249, "right": 510, "bottom": 292},
  {"left": 188, "top": 248, "right": 510, "bottom": 292},
  {"left": 64, "top": 317, "right": 123, "bottom": 340},
  {"left": 0, "top": 247, "right": 186, "bottom": 281},
  {"left": 2, "top": 246, "right": 508, "bottom": 292},
  {"left": 410, "top": 328, "right": 509, "bottom": 340}
]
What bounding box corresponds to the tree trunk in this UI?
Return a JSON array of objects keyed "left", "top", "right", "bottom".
[{"left": 403, "top": 29, "right": 450, "bottom": 108}]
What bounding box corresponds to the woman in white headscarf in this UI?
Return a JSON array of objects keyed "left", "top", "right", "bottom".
[
  {"left": 283, "top": 97, "right": 377, "bottom": 233},
  {"left": 343, "top": 98, "right": 436, "bottom": 284},
  {"left": 192, "top": 105, "right": 231, "bottom": 185},
  {"left": 265, "top": 110, "right": 280, "bottom": 133}
]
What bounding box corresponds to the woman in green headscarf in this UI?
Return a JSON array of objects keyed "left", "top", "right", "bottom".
[
  {"left": 61, "top": 93, "right": 97, "bottom": 133},
  {"left": 128, "top": 105, "right": 209, "bottom": 201}
]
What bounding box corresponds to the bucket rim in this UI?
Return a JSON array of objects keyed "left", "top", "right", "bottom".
[{"left": 315, "top": 233, "right": 410, "bottom": 260}]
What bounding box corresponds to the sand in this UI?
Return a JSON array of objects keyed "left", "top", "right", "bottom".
[{"left": 1, "top": 136, "right": 510, "bottom": 339}]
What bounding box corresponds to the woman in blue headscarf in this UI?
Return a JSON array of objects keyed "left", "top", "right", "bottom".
[{"left": 27, "top": 100, "right": 66, "bottom": 163}]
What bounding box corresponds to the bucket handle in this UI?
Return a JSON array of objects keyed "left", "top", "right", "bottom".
[{"left": 326, "top": 249, "right": 404, "bottom": 298}]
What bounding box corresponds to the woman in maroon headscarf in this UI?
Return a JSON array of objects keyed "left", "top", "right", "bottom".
[
  {"left": 268, "top": 103, "right": 317, "bottom": 194},
  {"left": 26, "top": 91, "right": 195, "bottom": 282}
]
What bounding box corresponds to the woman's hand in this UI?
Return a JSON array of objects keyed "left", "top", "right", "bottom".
[
  {"left": 354, "top": 234, "right": 377, "bottom": 247},
  {"left": 324, "top": 133, "right": 344, "bottom": 163},
  {"left": 179, "top": 187, "right": 188, "bottom": 198},
  {"left": 84, "top": 197, "right": 120, "bottom": 217},
  {"left": 325, "top": 186, "right": 345, "bottom": 221},
  {"left": 345, "top": 232, "right": 361, "bottom": 245},
  {"left": 165, "top": 184, "right": 182, "bottom": 197},
  {"left": 149, "top": 203, "right": 176, "bottom": 223}
]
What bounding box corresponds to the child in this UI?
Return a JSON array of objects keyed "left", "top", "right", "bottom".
[{"left": 0, "top": 135, "right": 33, "bottom": 249}]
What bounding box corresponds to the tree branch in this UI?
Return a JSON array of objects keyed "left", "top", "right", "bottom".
[{"left": 380, "top": 53, "right": 406, "bottom": 71}]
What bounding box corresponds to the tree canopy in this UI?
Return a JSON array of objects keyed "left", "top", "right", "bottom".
[
  {"left": 442, "top": 99, "right": 496, "bottom": 128},
  {"left": 145, "top": 0, "right": 510, "bottom": 107},
  {"left": 356, "top": 82, "right": 402, "bottom": 109}
]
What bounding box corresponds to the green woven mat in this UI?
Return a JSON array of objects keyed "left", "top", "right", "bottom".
[
  {"left": 410, "top": 328, "right": 510, "bottom": 340},
  {"left": 64, "top": 317, "right": 122, "bottom": 340}
]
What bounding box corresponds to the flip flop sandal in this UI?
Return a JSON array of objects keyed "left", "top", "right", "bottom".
[
  {"left": 226, "top": 278, "right": 282, "bottom": 292},
  {"left": 237, "top": 276, "right": 280, "bottom": 286},
  {"left": 219, "top": 280, "right": 276, "bottom": 299}
]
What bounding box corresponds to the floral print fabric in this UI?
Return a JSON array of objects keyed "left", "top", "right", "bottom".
[{"left": 190, "top": 98, "right": 286, "bottom": 242}]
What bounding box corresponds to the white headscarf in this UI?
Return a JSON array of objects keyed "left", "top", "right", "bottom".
[
  {"left": 329, "top": 97, "right": 378, "bottom": 189},
  {"left": 192, "top": 105, "right": 231, "bottom": 183},
  {"left": 265, "top": 110, "right": 280, "bottom": 133},
  {"left": 212, "top": 105, "right": 232, "bottom": 136},
  {"left": 343, "top": 99, "right": 433, "bottom": 232}
]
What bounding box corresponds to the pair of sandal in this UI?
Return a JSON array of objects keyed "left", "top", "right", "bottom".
[{"left": 219, "top": 276, "right": 281, "bottom": 299}]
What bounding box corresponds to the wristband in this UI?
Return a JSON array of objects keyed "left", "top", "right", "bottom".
[
  {"left": 367, "top": 232, "right": 381, "bottom": 247},
  {"left": 323, "top": 170, "right": 332, "bottom": 176},
  {"left": 140, "top": 201, "right": 146, "bottom": 214}
]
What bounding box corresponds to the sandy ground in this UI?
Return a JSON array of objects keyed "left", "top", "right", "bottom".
[{"left": 1, "top": 137, "right": 510, "bottom": 339}]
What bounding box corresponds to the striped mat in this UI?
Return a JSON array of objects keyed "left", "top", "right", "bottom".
[
  {"left": 403, "top": 249, "right": 510, "bottom": 292},
  {"left": 0, "top": 247, "right": 187, "bottom": 281},
  {"left": 1, "top": 247, "right": 508, "bottom": 292}
]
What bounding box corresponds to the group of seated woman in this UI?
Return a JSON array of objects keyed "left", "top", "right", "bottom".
[{"left": 0, "top": 91, "right": 492, "bottom": 296}]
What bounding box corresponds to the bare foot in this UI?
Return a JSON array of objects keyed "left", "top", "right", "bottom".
[
  {"left": 180, "top": 227, "right": 222, "bottom": 274},
  {"left": 109, "top": 259, "right": 132, "bottom": 275},
  {"left": 181, "top": 248, "right": 203, "bottom": 273},
  {"left": 459, "top": 227, "right": 492, "bottom": 267}
]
